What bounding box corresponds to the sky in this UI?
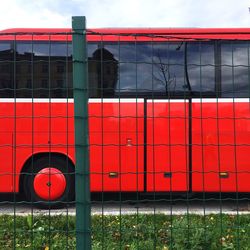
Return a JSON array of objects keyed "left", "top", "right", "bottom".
[{"left": 0, "top": 0, "right": 249, "bottom": 30}]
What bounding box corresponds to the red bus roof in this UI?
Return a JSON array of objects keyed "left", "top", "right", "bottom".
[{"left": 1, "top": 28, "right": 250, "bottom": 41}]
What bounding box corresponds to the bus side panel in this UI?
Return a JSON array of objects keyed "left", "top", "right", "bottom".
[
  {"left": 14, "top": 102, "right": 75, "bottom": 192},
  {"left": 234, "top": 102, "right": 250, "bottom": 192},
  {"left": 2, "top": 100, "right": 145, "bottom": 194},
  {"left": 192, "top": 101, "right": 250, "bottom": 192},
  {"left": 89, "top": 101, "right": 144, "bottom": 192},
  {"left": 147, "top": 100, "right": 189, "bottom": 192},
  {"left": 0, "top": 102, "right": 13, "bottom": 192}
]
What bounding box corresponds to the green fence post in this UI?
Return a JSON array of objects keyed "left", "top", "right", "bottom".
[{"left": 72, "top": 16, "right": 91, "bottom": 250}]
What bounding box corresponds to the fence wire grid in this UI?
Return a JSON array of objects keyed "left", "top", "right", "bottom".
[{"left": 0, "top": 16, "right": 249, "bottom": 249}]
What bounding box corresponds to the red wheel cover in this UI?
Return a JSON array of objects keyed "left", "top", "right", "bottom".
[{"left": 33, "top": 167, "right": 66, "bottom": 200}]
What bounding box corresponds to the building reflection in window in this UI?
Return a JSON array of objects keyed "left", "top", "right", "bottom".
[{"left": 88, "top": 47, "right": 118, "bottom": 97}]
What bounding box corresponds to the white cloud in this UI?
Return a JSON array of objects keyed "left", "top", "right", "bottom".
[{"left": 0, "top": 0, "right": 249, "bottom": 29}]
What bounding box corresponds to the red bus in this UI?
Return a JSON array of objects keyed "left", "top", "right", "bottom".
[{"left": 0, "top": 28, "right": 250, "bottom": 207}]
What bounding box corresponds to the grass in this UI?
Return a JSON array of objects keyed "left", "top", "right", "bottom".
[{"left": 0, "top": 214, "right": 249, "bottom": 249}]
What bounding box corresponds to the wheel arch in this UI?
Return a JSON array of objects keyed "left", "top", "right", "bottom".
[{"left": 19, "top": 152, "right": 75, "bottom": 195}]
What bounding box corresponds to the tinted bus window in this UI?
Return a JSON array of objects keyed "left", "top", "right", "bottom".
[
  {"left": 187, "top": 42, "right": 216, "bottom": 96},
  {"left": 15, "top": 42, "right": 73, "bottom": 98},
  {"left": 221, "top": 42, "right": 250, "bottom": 97},
  {"left": 88, "top": 43, "right": 118, "bottom": 97},
  {"left": 87, "top": 42, "right": 186, "bottom": 97},
  {"left": 4, "top": 40, "right": 249, "bottom": 99},
  {"left": 0, "top": 42, "right": 13, "bottom": 97},
  {"left": 152, "top": 42, "right": 185, "bottom": 95},
  {"left": 0, "top": 41, "right": 73, "bottom": 99}
]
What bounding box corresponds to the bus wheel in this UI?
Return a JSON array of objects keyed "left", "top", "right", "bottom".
[{"left": 23, "top": 156, "right": 75, "bottom": 208}]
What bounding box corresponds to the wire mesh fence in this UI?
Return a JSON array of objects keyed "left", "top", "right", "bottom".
[
  {"left": 0, "top": 25, "right": 77, "bottom": 249},
  {"left": 85, "top": 26, "right": 250, "bottom": 249},
  {"left": 0, "top": 16, "right": 249, "bottom": 249}
]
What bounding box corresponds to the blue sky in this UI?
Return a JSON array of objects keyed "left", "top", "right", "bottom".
[{"left": 0, "top": 0, "right": 249, "bottom": 29}]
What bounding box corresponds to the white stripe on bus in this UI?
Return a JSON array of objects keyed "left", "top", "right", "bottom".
[
  {"left": 88, "top": 98, "right": 144, "bottom": 103},
  {"left": 0, "top": 98, "right": 74, "bottom": 103},
  {"left": 0, "top": 98, "right": 145, "bottom": 103},
  {"left": 147, "top": 99, "right": 188, "bottom": 103},
  {"left": 0, "top": 98, "right": 249, "bottom": 103},
  {"left": 192, "top": 98, "right": 250, "bottom": 103}
]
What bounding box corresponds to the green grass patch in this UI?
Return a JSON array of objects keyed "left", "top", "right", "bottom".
[{"left": 0, "top": 214, "right": 249, "bottom": 249}]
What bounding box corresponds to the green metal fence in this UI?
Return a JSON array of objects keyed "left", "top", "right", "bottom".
[
  {"left": 0, "top": 16, "right": 249, "bottom": 250},
  {"left": 72, "top": 16, "right": 91, "bottom": 250},
  {"left": 0, "top": 20, "right": 83, "bottom": 249}
]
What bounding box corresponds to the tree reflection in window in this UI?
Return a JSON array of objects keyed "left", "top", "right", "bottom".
[{"left": 87, "top": 42, "right": 187, "bottom": 96}]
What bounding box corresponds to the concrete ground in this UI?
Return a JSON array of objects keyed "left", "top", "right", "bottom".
[{"left": 0, "top": 194, "right": 249, "bottom": 216}]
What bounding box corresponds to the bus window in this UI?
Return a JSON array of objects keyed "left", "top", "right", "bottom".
[
  {"left": 15, "top": 41, "right": 73, "bottom": 98},
  {"left": 0, "top": 42, "right": 13, "bottom": 97},
  {"left": 87, "top": 42, "right": 187, "bottom": 97},
  {"left": 152, "top": 42, "right": 185, "bottom": 95},
  {"left": 221, "top": 42, "right": 250, "bottom": 97},
  {"left": 187, "top": 42, "right": 216, "bottom": 97},
  {"left": 88, "top": 42, "right": 118, "bottom": 97}
]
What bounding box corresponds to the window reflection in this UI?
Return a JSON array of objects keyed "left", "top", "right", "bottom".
[
  {"left": 0, "top": 42, "right": 73, "bottom": 98},
  {"left": 87, "top": 42, "right": 186, "bottom": 96},
  {"left": 0, "top": 42, "right": 13, "bottom": 97},
  {"left": 187, "top": 42, "right": 216, "bottom": 95},
  {"left": 221, "top": 42, "right": 250, "bottom": 97},
  {"left": 0, "top": 40, "right": 249, "bottom": 98},
  {"left": 152, "top": 43, "right": 185, "bottom": 93},
  {"left": 88, "top": 47, "right": 118, "bottom": 97}
]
